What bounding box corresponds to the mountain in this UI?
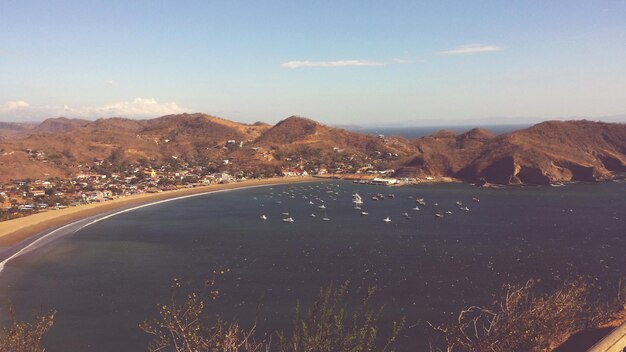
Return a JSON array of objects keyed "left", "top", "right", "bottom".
[
  {"left": 34, "top": 117, "right": 91, "bottom": 133},
  {"left": 0, "top": 115, "right": 624, "bottom": 185},
  {"left": 0, "top": 121, "right": 37, "bottom": 140},
  {"left": 397, "top": 120, "right": 626, "bottom": 185}
]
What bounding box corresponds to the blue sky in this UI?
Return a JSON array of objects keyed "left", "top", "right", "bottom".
[{"left": 1, "top": 0, "right": 625, "bottom": 125}]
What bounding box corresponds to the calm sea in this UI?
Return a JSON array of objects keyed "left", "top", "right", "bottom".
[
  {"left": 352, "top": 124, "right": 529, "bottom": 139},
  {"left": 0, "top": 181, "right": 624, "bottom": 351}
]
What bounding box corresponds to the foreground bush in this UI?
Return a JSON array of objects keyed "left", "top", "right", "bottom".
[
  {"left": 429, "top": 277, "right": 626, "bottom": 352},
  {"left": 277, "top": 282, "right": 405, "bottom": 352},
  {"left": 0, "top": 309, "right": 55, "bottom": 352},
  {"left": 141, "top": 278, "right": 404, "bottom": 352}
]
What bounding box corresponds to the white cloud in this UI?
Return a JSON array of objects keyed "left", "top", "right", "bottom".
[
  {"left": 0, "top": 98, "right": 189, "bottom": 121},
  {"left": 438, "top": 44, "right": 503, "bottom": 55},
  {"left": 281, "top": 58, "right": 413, "bottom": 69},
  {"left": 105, "top": 79, "right": 115, "bottom": 85},
  {"left": 0, "top": 100, "right": 30, "bottom": 112}
]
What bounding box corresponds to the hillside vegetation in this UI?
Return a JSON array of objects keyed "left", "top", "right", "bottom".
[{"left": 0, "top": 114, "right": 624, "bottom": 185}]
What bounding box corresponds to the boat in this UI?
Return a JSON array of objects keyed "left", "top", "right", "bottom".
[
  {"left": 402, "top": 212, "right": 409, "bottom": 217},
  {"left": 318, "top": 205, "right": 326, "bottom": 209},
  {"left": 282, "top": 212, "right": 290, "bottom": 216},
  {"left": 372, "top": 197, "right": 378, "bottom": 201},
  {"left": 472, "top": 197, "right": 480, "bottom": 202},
  {"left": 416, "top": 198, "right": 426, "bottom": 206},
  {"left": 383, "top": 217, "right": 391, "bottom": 223},
  {"left": 361, "top": 211, "right": 369, "bottom": 216},
  {"left": 445, "top": 211, "right": 452, "bottom": 215},
  {"left": 310, "top": 213, "right": 316, "bottom": 217},
  {"left": 434, "top": 213, "right": 444, "bottom": 219},
  {"left": 282, "top": 217, "right": 294, "bottom": 223},
  {"left": 460, "top": 206, "right": 469, "bottom": 212},
  {"left": 376, "top": 193, "right": 385, "bottom": 200},
  {"left": 309, "top": 201, "right": 314, "bottom": 205},
  {"left": 388, "top": 194, "right": 395, "bottom": 199},
  {"left": 412, "top": 206, "right": 420, "bottom": 211},
  {"left": 354, "top": 206, "right": 361, "bottom": 210},
  {"left": 260, "top": 214, "right": 267, "bottom": 220},
  {"left": 322, "top": 217, "right": 331, "bottom": 221},
  {"left": 455, "top": 201, "right": 463, "bottom": 206},
  {"left": 352, "top": 193, "right": 364, "bottom": 205}
]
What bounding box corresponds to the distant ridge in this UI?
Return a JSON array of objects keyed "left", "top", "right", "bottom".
[{"left": 0, "top": 114, "right": 624, "bottom": 185}]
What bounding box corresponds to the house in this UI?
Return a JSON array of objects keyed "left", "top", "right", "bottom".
[{"left": 212, "top": 173, "right": 231, "bottom": 183}]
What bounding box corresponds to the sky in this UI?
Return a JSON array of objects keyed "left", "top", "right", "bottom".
[{"left": 1, "top": 0, "right": 625, "bottom": 125}]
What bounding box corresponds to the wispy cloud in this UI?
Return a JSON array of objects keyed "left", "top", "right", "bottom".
[
  {"left": 438, "top": 44, "right": 503, "bottom": 55},
  {"left": 0, "top": 98, "right": 189, "bottom": 121},
  {"left": 281, "top": 58, "right": 413, "bottom": 69}
]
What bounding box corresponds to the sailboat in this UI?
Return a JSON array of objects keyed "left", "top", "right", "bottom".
[
  {"left": 352, "top": 193, "right": 364, "bottom": 205},
  {"left": 383, "top": 217, "right": 391, "bottom": 223},
  {"left": 260, "top": 214, "right": 267, "bottom": 220}
]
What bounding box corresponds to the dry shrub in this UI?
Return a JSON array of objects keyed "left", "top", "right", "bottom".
[
  {"left": 0, "top": 309, "right": 55, "bottom": 352},
  {"left": 141, "top": 279, "right": 404, "bottom": 352},
  {"left": 429, "top": 276, "right": 626, "bottom": 352},
  {"left": 277, "top": 281, "right": 405, "bottom": 352},
  {"left": 140, "top": 274, "right": 269, "bottom": 352}
]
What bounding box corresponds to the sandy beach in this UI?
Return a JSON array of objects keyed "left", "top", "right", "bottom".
[{"left": 0, "top": 176, "right": 317, "bottom": 248}]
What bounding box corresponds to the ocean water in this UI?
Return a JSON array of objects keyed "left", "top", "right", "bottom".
[
  {"left": 353, "top": 124, "right": 529, "bottom": 139},
  {"left": 0, "top": 181, "right": 624, "bottom": 351}
]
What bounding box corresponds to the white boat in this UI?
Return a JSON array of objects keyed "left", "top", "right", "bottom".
[
  {"left": 260, "top": 214, "right": 267, "bottom": 220},
  {"left": 309, "top": 201, "right": 314, "bottom": 205},
  {"left": 383, "top": 217, "right": 391, "bottom": 223},
  {"left": 354, "top": 206, "right": 361, "bottom": 210},
  {"left": 402, "top": 212, "right": 409, "bottom": 217},
  {"left": 282, "top": 217, "right": 294, "bottom": 223},
  {"left": 412, "top": 206, "right": 420, "bottom": 211},
  {"left": 322, "top": 217, "right": 330, "bottom": 221},
  {"left": 310, "top": 213, "right": 316, "bottom": 217},
  {"left": 460, "top": 206, "right": 469, "bottom": 212},
  {"left": 472, "top": 197, "right": 480, "bottom": 202},
  {"left": 361, "top": 211, "right": 369, "bottom": 216},
  {"left": 318, "top": 204, "right": 326, "bottom": 209},
  {"left": 352, "top": 193, "right": 364, "bottom": 205},
  {"left": 455, "top": 201, "right": 463, "bottom": 206},
  {"left": 434, "top": 213, "right": 444, "bottom": 219},
  {"left": 282, "top": 212, "right": 290, "bottom": 216},
  {"left": 445, "top": 211, "right": 452, "bottom": 215}
]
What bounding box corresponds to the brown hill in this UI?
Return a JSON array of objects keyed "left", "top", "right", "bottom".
[
  {"left": 1, "top": 114, "right": 624, "bottom": 185},
  {"left": 0, "top": 122, "right": 37, "bottom": 140},
  {"left": 252, "top": 116, "right": 414, "bottom": 170},
  {"left": 0, "top": 113, "right": 276, "bottom": 182},
  {"left": 397, "top": 120, "right": 626, "bottom": 185},
  {"left": 35, "top": 117, "right": 91, "bottom": 133}
]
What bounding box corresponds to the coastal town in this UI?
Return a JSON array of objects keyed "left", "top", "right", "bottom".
[{"left": 0, "top": 153, "right": 423, "bottom": 222}]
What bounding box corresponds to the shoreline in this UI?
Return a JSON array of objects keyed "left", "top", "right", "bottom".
[{"left": 0, "top": 176, "right": 317, "bottom": 251}]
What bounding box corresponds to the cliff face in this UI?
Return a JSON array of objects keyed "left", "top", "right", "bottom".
[{"left": 396, "top": 121, "right": 626, "bottom": 185}]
